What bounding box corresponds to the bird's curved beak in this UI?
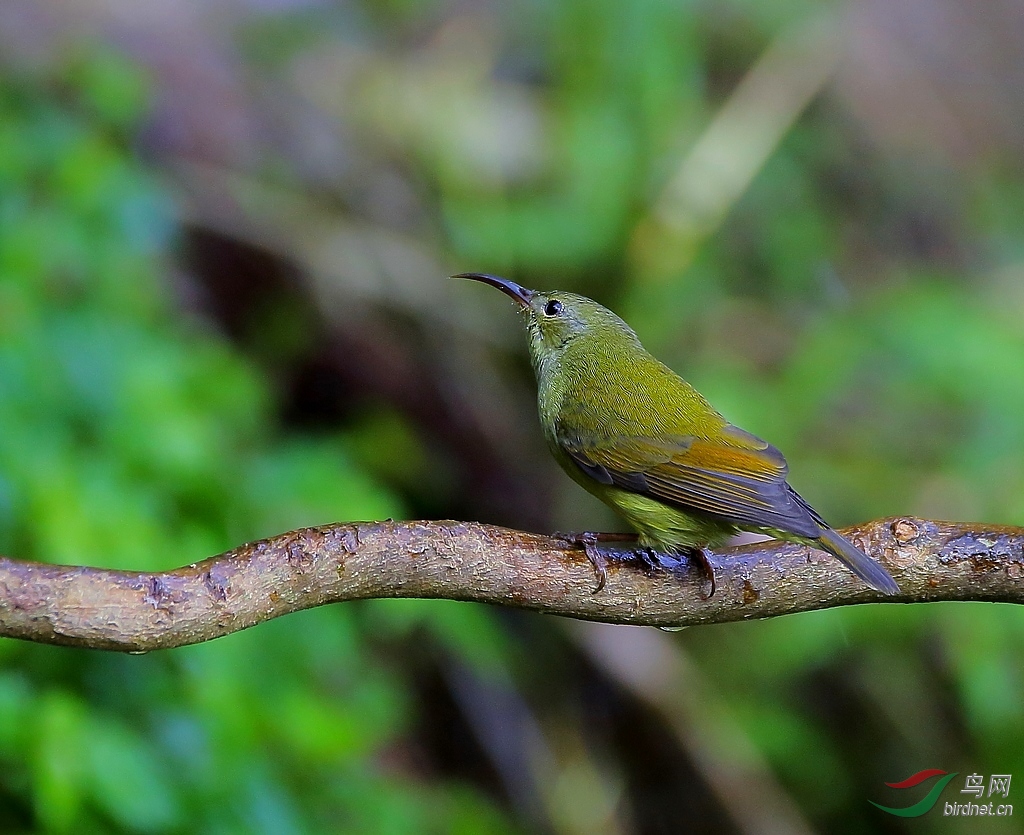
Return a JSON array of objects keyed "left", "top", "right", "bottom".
[{"left": 452, "top": 273, "right": 534, "bottom": 308}]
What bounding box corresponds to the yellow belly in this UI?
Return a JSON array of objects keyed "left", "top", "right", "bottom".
[{"left": 589, "top": 483, "right": 739, "bottom": 552}]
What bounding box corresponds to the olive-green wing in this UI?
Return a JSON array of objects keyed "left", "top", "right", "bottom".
[{"left": 557, "top": 422, "right": 823, "bottom": 538}]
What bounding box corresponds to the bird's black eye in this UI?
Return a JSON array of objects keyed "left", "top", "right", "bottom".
[{"left": 544, "top": 299, "right": 563, "bottom": 317}]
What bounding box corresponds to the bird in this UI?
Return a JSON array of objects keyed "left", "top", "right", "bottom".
[{"left": 456, "top": 272, "right": 899, "bottom": 597}]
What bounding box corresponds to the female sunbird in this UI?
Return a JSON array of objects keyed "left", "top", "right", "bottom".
[{"left": 457, "top": 273, "right": 899, "bottom": 596}]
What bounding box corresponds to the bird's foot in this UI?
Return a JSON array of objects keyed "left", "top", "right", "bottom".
[
  {"left": 690, "top": 546, "right": 717, "bottom": 600},
  {"left": 554, "top": 533, "right": 715, "bottom": 598},
  {"left": 555, "top": 531, "right": 638, "bottom": 593}
]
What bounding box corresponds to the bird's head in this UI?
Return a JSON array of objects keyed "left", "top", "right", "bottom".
[{"left": 455, "top": 273, "right": 638, "bottom": 367}]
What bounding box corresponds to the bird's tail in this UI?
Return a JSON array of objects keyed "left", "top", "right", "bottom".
[{"left": 815, "top": 527, "right": 900, "bottom": 595}]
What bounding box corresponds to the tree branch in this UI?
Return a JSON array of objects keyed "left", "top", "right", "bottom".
[{"left": 1, "top": 517, "right": 1021, "bottom": 651}]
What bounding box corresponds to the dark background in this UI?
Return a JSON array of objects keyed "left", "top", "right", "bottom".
[{"left": 0, "top": 0, "right": 1022, "bottom": 832}]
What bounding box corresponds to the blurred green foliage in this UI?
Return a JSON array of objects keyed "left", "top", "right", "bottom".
[
  {"left": 0, "top": 54, "right": 513, "bottom": 834},
  {"left": 1, "top": 0, "right": 1024, "bottom": 832}
]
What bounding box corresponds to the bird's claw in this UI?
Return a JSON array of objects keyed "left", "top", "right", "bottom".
[
  {"left": 692, "top": 546, "right": 717, "bottom": 600},
  {"left": 581, "top": 534, "right": 608, "bottom": 593},
  {"left": 555, "top": 531, "right": 636, "bottom": 593},
  {"left": 555, "top": 532, "right": 716, "bottom": 600}
]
